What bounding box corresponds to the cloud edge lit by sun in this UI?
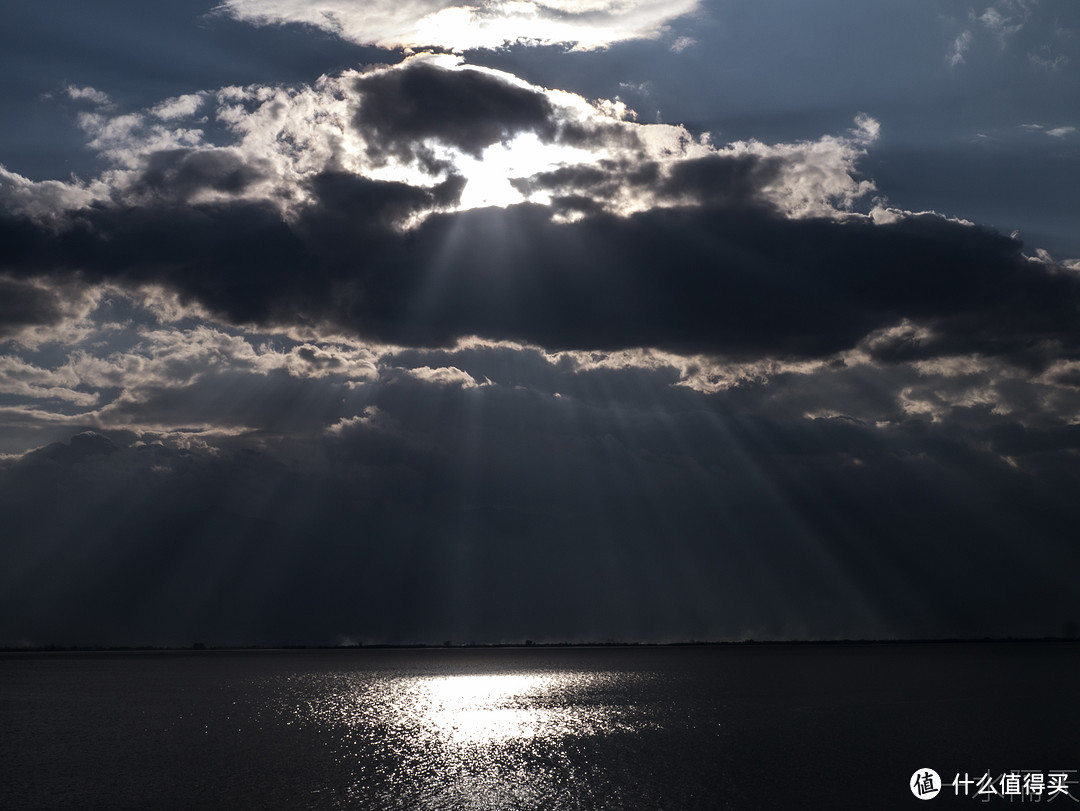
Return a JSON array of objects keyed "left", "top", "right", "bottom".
[{"left": 213, "top": 0, "right": 703, "bottom": 52}]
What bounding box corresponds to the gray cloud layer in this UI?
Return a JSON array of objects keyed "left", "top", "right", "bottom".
[
  {"left": 2, "top": 50, "right": 1079, "bottom": 647},
  {"left": 1, "top": 173, "right": 1075, "bottom": 366}
]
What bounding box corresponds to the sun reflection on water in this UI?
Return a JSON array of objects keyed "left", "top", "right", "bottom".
[
  {"left": 284, "top": 664, "right": 649, "bottom": 809},
  {"left": 419, "top": 674, "right": 554, "bottom": 744}
]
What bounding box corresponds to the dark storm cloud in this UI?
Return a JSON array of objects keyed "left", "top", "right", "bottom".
[
  {"left": 657, "top": 154, "right": 784, "bottom": 206},
  {"left": 33, "top": 430, "right": 120, "bottom": 463},
  {"left": 0, "top": 277, "right": 71, "bottom": 339},
  {"left": 984, "top": 421, "right": 1080, "bottom": 456},
  {"left": 1, "top": 179, "right": 1077, "bottom": 365},
  {"left": 0, "top": 170, "right": 462, "bottom": 326},
  {"left": 354, "top": 63, "right": 558, "bottom": 166},
  {"left": 295, "top": 344, "right": 344, "bottom": 370},
  {"left": 513, "top": 153, "right": 780, "bottom": 210},
  {"left": 304, "top": 170, "right": 466, "bottom": 229},
  {"left": 129, "top": 148, "right": 272, "bottom": 202},
  {"left": 0, "top": 199, "right": 305, "bottom": 326},
  {"left": 351, "top": 61, "right": 636, "bottom": 173}
]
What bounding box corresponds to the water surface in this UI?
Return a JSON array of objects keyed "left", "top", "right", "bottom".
[{"left": 2, "top": 644, "right": 1077, "bottom": 809}]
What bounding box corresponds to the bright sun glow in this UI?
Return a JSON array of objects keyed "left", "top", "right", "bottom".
[
  {"left": 457, "top": 134, "right": 597, "bottom": 209},
  {"left": 346, "top": 129, "right": 600, "bottom": 216}
]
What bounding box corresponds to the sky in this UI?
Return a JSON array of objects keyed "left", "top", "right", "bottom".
[{"left": 0, "top": 0, "right": 1078, "bottom": 647}]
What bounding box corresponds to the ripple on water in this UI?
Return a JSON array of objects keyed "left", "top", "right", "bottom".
[{"left": 265, "top": 666, "right": 655, "bottom": 810}]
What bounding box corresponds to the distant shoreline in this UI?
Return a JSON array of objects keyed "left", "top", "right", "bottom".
[{"left": 3, "top": 637, "right": 1078, "bottom": 653}]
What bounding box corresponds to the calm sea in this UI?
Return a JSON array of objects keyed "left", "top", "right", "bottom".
[{"left": 2, "top": 644, "right": 1078, "bottom": 809}]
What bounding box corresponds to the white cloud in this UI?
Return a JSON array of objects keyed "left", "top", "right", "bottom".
[
  {"left": 214, "top": 0, "right": 701, "bottom": 51},
  {"left": 0, "top": 355, "right": 99, "bottom": 406},
  {"left": 0, "top": 166, "right": 109, "bottom": 220},
  {"left": 400, "top": 365, "right": 484, "bottom": 388},
  {"left": 14, "top": 56, "right": 885, "bottom": 229},
  {"left": 0, "top": 281, "right": 400, "bottom": 442},
  {"left": 1029, "top": 45, "right": 1068, "bottom": 70},
  {"left": 682, "top": 114, "right": 880, "bottom": 220},
  {"left": 950, "top": 1, "right": 1040, "bottom": 66},
  {"left": 670, "top": 36, "right": 695, "bottom": 53},
  {"left": 63, "top": 85, "right": 113, "bottom": 107},
  {"left": 256, "top": 343, "right": 381, "bottom": 381},
  {"left": 1047, "top": 126, "right": 1076, "bottom": 138},
  {"left": 948, "top": 30, "right": 973, "bottom": 67},
  {"left": 77, "top": 110, "right": 206, "bottom": 171},
  {"left": 151, "top": 93, "right": 207, "bottom": 121},
  {"left": 975, "top": 0, "right": 1035, "bottom": 39},
  {"left": 127, "top": 285, "right": 213, "bottom": 324},
  {"left": 326, "top": 406, "right": 381, "bottom": 435}
]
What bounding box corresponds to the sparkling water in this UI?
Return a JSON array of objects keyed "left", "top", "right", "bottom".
[{"left": 3, "top": 644, "right": 1077, "bottom": 809}]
